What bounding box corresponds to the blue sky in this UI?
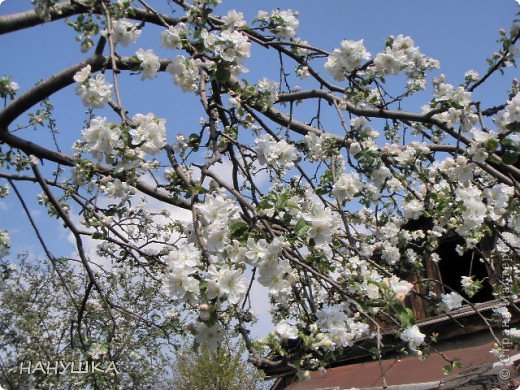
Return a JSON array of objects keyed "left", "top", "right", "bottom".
[{"left": 0, "top": 0, "right": 519, "bottom": 335}]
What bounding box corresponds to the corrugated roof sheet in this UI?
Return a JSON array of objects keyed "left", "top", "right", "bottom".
[{"left": 286, "top": 339, "right": 519, "bottom": 389}]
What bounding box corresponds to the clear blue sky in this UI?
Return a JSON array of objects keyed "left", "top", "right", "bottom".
[{"left": 0, "top": 1, "right": 518, "bottom": 334}]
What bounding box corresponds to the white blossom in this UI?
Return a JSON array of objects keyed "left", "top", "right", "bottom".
[
  {"left": 74, "top": 67, "right": 112, "bottom": 108},
  {"left": 196, "top": 191, "right": 239, "bottom": 225},
  {"left": 257, "top": 9, "right": 299, "bottom": 38},
  {"left": 130, "top": 113, "right": 167, "bottom": 155},
  {"left": 304, "top": 204, "right": 337, "bottom": 246},
  {"left": 81, "top": 117, "right": 124, "bottom": 161},
  {"left": 374, "top": 35, "right": 439, "bottom": 77},
  {"left": 381, "top": 244, "right": 401, "bottom": 265},
  {"left": 256, "top": 78, "right": 279, "bottom": 108},
  {"left": 332, "top": 173, "right": 362, "bottom": 202},
  {"left": 400, "top": 325, "right": 425, "bottom": 351},
  {"left": 166, "top": 55, "right": 203, "bottom": 92},
  {"left": 495, "top": 93, "right": 520, "bottom": 131},
  {"left": 325, "top": 39, "right": 371, "bottom": 81},
  {"left": 203, "top": 29, "right": 250, "bottom": 64},
  {"left": 103, "top": 178, "right": 135, "bottom": 199},
  {"left": 136, "top": 49, "right": 160, "bottom": 80},
  {"left": 402, "top": 198, "right": 424, "bottom": 220},
  {"left": 108, "top": 19, "right": 141, "bottom": 47},
  {"left": 206, "top": 266, "right": 247, "bottom": 305},
  {"left": 441, "top": 292, "right": 464, "bottom": 312},
  {"left": 255, "top": 134, "right": 297, "bottom": 172},
  {"left": 161, "top": 23, "right": 189, "bottom": 49},
  {"left": 165, "top": 243, "right": 201, "bottom": 270},
  {"left": 163, "top": 266, "right": 200, "bottom": 304},
  {"left": 388, "top": 276, "right": 413, "bottom": 301},
  {"left": 257, "top": 258, "right": 295, "bottom": 296},
  {"left": 194, "top": 321, "right": 222, "bottom": 352},
  {"left": 73, "top": 65, "right": 91, "bottom": 83},
  {"left": 465, "top": 69, "right": 479, "bottom": 82},
  {"left": 275, "top": 320, "right": 299, "bottom": 339},
  {"left": 0, "top": 231, "right": 10, "bottom": 259},
  {"left": 222, "top": 10, "right": 246, "bottom": 30}
]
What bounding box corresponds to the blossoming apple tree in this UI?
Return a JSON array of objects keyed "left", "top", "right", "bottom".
[{"left": 0, "top": 0, "right": 519, "bottom": 376}]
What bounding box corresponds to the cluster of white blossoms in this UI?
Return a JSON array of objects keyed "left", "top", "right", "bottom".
[
  {"left": 324, "top": 39, "right": 371, "bottom": 81},
  {"left": 101, "top": 178, "right": 136, "bottom": 200},
  {"left": 161, "top": 23, "right": 189, "bottom": 50},
  {"left": 244, "top": 238, "right": 297, "bottom": 298},
  {"left": 460, "top": 275, "right": 480, "bottom": 297},
  {"left": 400, "top": 325, "right": 426, "bottom": 351},
  {"left": 0, "top": 230, "right": 10, "bottom": 259},
  {"left": 386, "top": 276, "right": 414, "bottom": 302},
  {"left": 381, "top": 244, "right": 401, "bottom": 265},
  {"left": 255, "top": 78, "right": 279, "bottom": 110},
  {"left": 373, "top": 35, "right": 439, "bottom": 78},
  {"left": 79, "top": 113, "right": 166, "bottom": 163},
  {"left": 314, "top": 305, "right": 370, "bottom": 350},
  {"left": 483, "top": 183, "right": 515, "bottom": 220},
  {"left": 81, "top": 116, "right": 124, "bottom": 162},
  {"left": 195, "top": 191, "right": 240, "bottom": 252},
  {"left": 206, "top": 265, "right": 248, "bottom": 305},
  {"left": 257, "top": 257, "right": 295, "bottom": 299},
  {"left": 166, "top": 55, "right": 204, "bottom": 92},
  {"left": 441, "top": 292, "right": 464, "bottom": 312},
  {"left": 135, "top": 49, "right": 160, "bottom": 80},
  {"left": 464, "top": 69, "right": 480, "bottom": 83},
  {"left": 255, "top": 134, "right": 298, "bottom": 172},
  {"left": 73, "top": 65, "right": 113, "bottom": 108},
  {"left": 495, "top": 92, "right": 520, "bottom": 131},
  {"left": 303, "top": 133, "right": 330, "bottom": 161},
  {"left": 431, "top": 156, "right": 475, "bottom": 184},
  {"left": 106, "top": 19, "right": 141, "bottom": 47},
  {"left": 303, "top": 204, "right": 339, "bottom": 247},
  {"left": 0, "top": 76, "right": 19, "bottom": 99},
  {"left": 402, "top": 198, "right": 425, "bottom": 221},
  {"left": 468, "top": 128, "right": 496, "bottom": 163},
  {"left": 275, "top": 319, "right": 299, "bottom": 339},
  {"left": 455, "top": 185, "right": 489, "bottom": 237},
  {"left": 429, "top": 75, "right": 478, "bottom": 131},
  {"left": 202, "top": 28, "right": 251, "bottom": 64},
  {"left": 256, "top": 9, "right": 300, "bottom": 39},
  {"left": 163, "top": 243, "right": 201, "bottom": 305},
  {"left": 129, "top": 113, "right": 167, "bottom": 155},
  {"left": 332, "top": 172, "right": 363, "bottom": 203},
  {"left": 193, "top": 321, "right": 222, "bottom": 352},
  {"left": 164, "top": 193, "right": 291, "bottom": 311},
  {"left": 162, "top": 13, "right": 251, "bottom": 84},
  {"left": 422, "top": 156, "right": 516, "bottom": 243},
  {"left": 221, "top": 10, "right": 247, "bottom": 30}
]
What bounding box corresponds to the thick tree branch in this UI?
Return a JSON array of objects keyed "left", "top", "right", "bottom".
[{"left": 0, "top": 1, "right": 182, "bottom": 35}]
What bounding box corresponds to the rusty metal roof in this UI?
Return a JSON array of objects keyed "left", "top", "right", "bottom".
[{"left": 284, "top": 337, "right": 520, "bottom": 389}]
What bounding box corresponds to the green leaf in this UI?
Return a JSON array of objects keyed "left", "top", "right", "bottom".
[
  {"left": 502, "top": 150, "right": 518, "bottom": 165},
  {"left": 485, "top": 139, "right": 499, "bottom": 150},
  {"left": 229, "top": 220, "right": 249, "bottom": 238},
  {"left": 294, "top": 219, "right": 309, "bottom": 238},
  {"left": 391, "top": 303, "right": 415, "bottom": 327},
  {"left": 215, "top": 66, "right": 231, "bottom": 83}
]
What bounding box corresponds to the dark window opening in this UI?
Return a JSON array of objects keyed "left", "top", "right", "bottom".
[
  {"left": 401, "top": 217, "right": 496, "bottom": 319},
  {"left": 435, "top": 235, "right": 494, "bottom": 303}
]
